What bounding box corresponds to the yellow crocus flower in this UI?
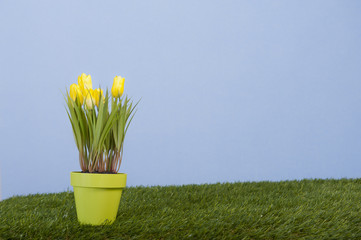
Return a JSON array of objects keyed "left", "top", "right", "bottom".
[
  {"left": 92, "top": 88, "right": 104, "bottom": 107},
  {"left": 69, "top": 83, "right": 84, "bottom": 104},
  {"left": 111, "top": 76, "right": 125, "bottom": 98},
  {"left": 78, "top": 73, "right": 92, "bottom": 94},
  {"left": 84, "top": 89, "right": 94, "bottom": 110}
]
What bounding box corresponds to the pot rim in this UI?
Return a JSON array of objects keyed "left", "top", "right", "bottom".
[{"left": 71, "top": 171, "right": 127, "bottom": 188}]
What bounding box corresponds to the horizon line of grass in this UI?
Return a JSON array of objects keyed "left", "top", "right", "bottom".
[{"left": 3, "top": 177, "right": 358, "bottom": 200}]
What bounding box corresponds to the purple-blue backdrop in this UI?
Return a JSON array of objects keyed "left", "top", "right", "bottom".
[{"left": 1, "top": 1, "right": 361, "bottom": 199}]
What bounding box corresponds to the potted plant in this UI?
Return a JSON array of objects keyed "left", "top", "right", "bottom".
[{"left": 65, "top": 73, "right": 138, "bottom": 225}]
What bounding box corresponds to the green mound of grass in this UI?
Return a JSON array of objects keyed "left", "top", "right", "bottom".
[{"left": 1, "top": 179, "right": 361, "bottom": 239}]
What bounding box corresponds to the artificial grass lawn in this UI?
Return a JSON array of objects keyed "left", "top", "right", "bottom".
[{"left": 1, "top": 179, "right": 360, "bottom": 239}]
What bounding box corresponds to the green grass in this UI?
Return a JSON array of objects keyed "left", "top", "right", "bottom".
[{"left": 1, "top": 179, "right": 361, "bottom": 239}]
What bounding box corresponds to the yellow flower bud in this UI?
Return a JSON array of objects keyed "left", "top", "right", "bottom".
[
  {"left": 78, "top": 73, "right": 92, "bottom": 94},
  {"left": 69, "top": 84, "right": 84, "bottom": 104},
  {"left": 92, "top": 88, "right": 104, "bottom": 107},
  {"left": 85, "top": 89, "right": 94, "bottom": 110},
  {"left": 111, "top": 76, "right": 125, "bottom": 98}
]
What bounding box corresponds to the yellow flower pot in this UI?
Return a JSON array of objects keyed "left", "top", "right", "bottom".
[{"left": 70, "top": 172, "right": 127, "bottom": 225}]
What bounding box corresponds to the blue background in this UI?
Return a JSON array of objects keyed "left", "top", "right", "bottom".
[{"left": 1, "top": 1, "right": 361, "bottom": 200}]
